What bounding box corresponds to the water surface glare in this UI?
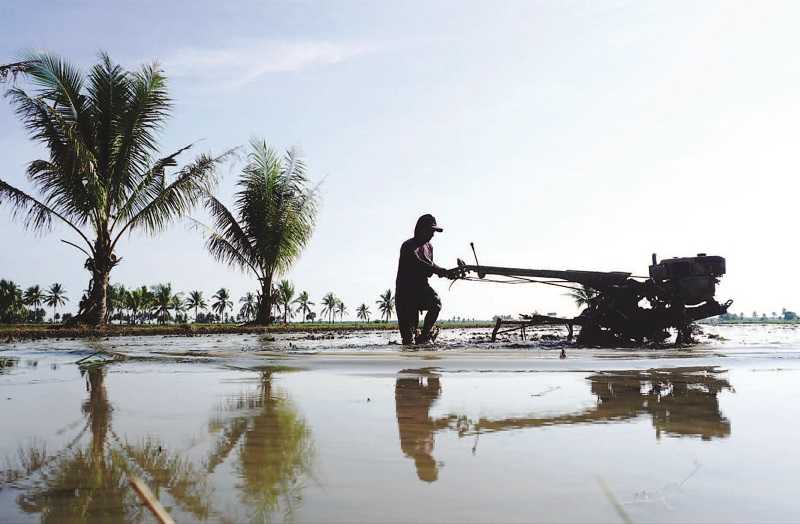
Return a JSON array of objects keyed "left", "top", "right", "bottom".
[{"left": 1, "top": 332, "right": 800, "bottom": 523}]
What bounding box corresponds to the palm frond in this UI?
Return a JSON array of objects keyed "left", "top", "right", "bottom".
[
  {"left": 0, "top": 179, "right": 94, "bottom": 251},
  {"left": 114, "top": 150, "right": 230, "bottom": 244}
]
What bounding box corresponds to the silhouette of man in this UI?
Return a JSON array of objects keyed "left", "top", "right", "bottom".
[{"left": 395, "top": 214, "right": 453, "bottom": 345}]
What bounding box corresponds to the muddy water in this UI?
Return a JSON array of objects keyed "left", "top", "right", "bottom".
[{"left": 1, "top": 326, "right": 800, "bottom": 523}]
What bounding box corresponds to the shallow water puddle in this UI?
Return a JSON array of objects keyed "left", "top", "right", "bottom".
[{"left": 2, "top": 343, "right": 800, "bottom": 523}]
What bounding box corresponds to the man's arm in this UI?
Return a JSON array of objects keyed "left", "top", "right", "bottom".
[{"left": 412, "top": 245, "right": 449, "bottom": 277}]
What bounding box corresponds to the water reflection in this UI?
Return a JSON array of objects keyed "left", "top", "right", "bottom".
[
  {"left": 207, "top": 368, "right": 314, "bottom": 522},
  {"left": 471, "top": 367, "right": 732, "bottom": 441},
  {"left": 395, "top": 368, "right": 453, "bottom": 482},
  {"left": 11, "top": 366, "right": 211, "bottom": 523},
  {"left": 0, "top": 356, "right": 18, "bottom": 374},
  {"left": 6, "top": 364, "right": 313, "bottom": 523},
  {"left": 394, "top": 367, "right": 732, "bottom": 482}
]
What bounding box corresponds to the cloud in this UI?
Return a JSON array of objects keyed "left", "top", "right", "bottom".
[{"left": 162, "top": 38, "right": 377, "bottom": 88}]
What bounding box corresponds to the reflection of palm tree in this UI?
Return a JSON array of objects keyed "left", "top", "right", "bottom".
[
  {"left": 205, "top": 368, "right": 315, "bottom": 522},
  {"left": 14, "top": 365, "right": 213, "bottom": 522},
  {"left": 395, "top": 369, "right": 453, "bottom": 483}
]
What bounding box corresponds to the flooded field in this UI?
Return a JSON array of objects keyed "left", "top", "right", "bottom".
[{"left": 1, "top": 324, "right": 799, "bottom": 523}]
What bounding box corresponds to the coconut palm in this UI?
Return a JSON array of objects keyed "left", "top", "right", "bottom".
[
  {"left": 293, "top": 291, "right": 314, "bottom": 322},
  {"left": 335, "top": 300, "right": 347, "bottom": 322},
  {"left": 151, "top": 283, "right": 174, "bottom": 324},
  {"left": 212, "top": 288, "right": 232, "bottom": 323},
  {"left": 239, "top": 292, "right": 257, "bottom": 322},
  {"left": 0, "top": 53, "right": 229, "bottom": 325},
  {"left": 356, "top": 303, "right": 371, "bottom": 323},
  {"left": 197, "top": 139, "right": 318, "bottom": 324},
  {"left": 277, "top": 280, "right": 295, "bottom": 323},
  {"left": 105, "top": 283, "right": 127, "bottom": 323},
  {"left": 320, "top": 292, "right": 337, "bottom": 323},
  {"left": 170, "top": 292, "right": 185, "bottom": 323},
  {"left": 22, "top": 285, "right": 43, "bottom": 311},
  {"left": 0, "top": 280, "right": 25, "bottom": 323},
  {"left": 44, "top": 282, "right": 68, "bottom": 323},
  {"left": 376, "top": 289, "right": 394, "bottom": 322},
  {"left": 563, "top": 285, "right": 598, "bottom": 308},
  {"left": 185, "top": 290, "right": 207, "bottom": 322}
]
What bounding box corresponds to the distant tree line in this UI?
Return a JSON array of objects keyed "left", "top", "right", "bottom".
[
  {"left": 717, "top": 308, "right": 798, "bottom": 322},
  {"left": 0, "top": 277, "right": 403, "bottom": 325}
]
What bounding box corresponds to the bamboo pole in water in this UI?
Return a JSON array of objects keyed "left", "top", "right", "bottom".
[{"left": 129, "top": 475, "right": 176, "bottom": 524}]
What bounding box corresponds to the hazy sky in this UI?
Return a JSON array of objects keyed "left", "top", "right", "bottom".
[{"left": 1, "top": 0, "right": 798, "bottom": 320}]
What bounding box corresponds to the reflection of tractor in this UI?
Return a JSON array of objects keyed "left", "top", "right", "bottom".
[{"left": 450, "top": 251, "right": 731, "bottom": 346}]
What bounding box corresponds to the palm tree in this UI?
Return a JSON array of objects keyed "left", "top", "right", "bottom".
[
  {"left": 212, "top": 288, "right": 232, "bottom": 323},
  {"left": 376, "top": 289, "right": 394, "bottom": 322},
  {"left": 170, "top": 292, "right": 185, "bottom": 323},
  {"left": 45, "top": 283, "right": 68, "bottom": 323},
  {"left": 197, "top": 139, "right": 319, "bottom": 324},
  {"left": 151, "top": 283, "right": 173, "bottom": 324},
  {"left": 185, "top": 290, "right": 207, "bottom": 323},
  {"left": 22, "top": 284, "right": 43, "bottom": 314},
  {"left": 356, "top": 303, "right": 371, "bottom": 322},
  {"left": 320, "top": 292, "right": 337, "bottom": 323},
  {"left": 0, "top": 53, "right": 229, "bottom": 325},
  {"left": 293, "top": 291, "right": 314, "bottom": 323},
  {"left": 0, "top": 280, "right": 25, "bottom": 323},
  {"left": 239, "top": 292, "right": 257, "bottom": 322},
  {"left": 124, "top": 286, "right": 148, "bottom": 325},
  {"left": 335, "top": 299, "right": 348, "bottom": 322},
  {"left": 563, "top": 285, "right": 598, "bottom": 308},
  {"left": 277, "top": 280, "right": 295, "bottom": 323}
]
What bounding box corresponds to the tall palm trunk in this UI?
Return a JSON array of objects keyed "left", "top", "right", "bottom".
[
  {"left": 80, "top": 235, "right": 117, "bottom": 326},
  {"left": 255, "top": 277, "right": 273, "bottom": 324}
]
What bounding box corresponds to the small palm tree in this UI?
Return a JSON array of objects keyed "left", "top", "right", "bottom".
[
  {"left": 185, "top": 290, "right": 207, "bottom": 323},
  {"left": 293, "top": 291, "right": 314, "bottom": 322},
  {"left": 45, "top": 283, "right": 68, "bottom": 323},
  {"left": 23, "top": 285, "right": 43, "bottom": 316},
  {"left": 376, "top": 289, "right": 394, "bottom": 322},
  {"left": 0, "top": 280, "right": 24, "bottom": 323},
  {"left": 196, "top": 139, "right": 319, "bottom": 324},
  {"left": 563, "top": 285, "right": 598, "bottom": 308},
  {"left": 321, "top": 292, "right": 337, "bottom": 323},
  {"left": 170, "top": 293, "right": 185, "bottom": 323},
  {"left": 335, "top": 299, "right": 347, "bottom": 322},
  {"left": 212, "top": 288, "right": 232, "bottom": 323},
  {"left": 107, "top": 284, "right": 127, "bottom": 323},
  {"left": 0, "top": 53, "right": 229, "bottom": 325},
  {"left": 277, "top": 280, "right": 295, "bottom": 323},
  {"left": 356, "top": 303, "right": 371, "bottom": 323},
  {"left": 151, "top": 283, "right": 173, "bottom": 324},
  {"left": 239, "top": 292, "right": 257, "bottom": 322}
]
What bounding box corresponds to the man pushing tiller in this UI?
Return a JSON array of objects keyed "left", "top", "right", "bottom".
[{"left": 395, "top": 214, "right": 456, "bottom": 345}]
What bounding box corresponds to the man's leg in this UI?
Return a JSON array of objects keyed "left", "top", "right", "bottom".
[
  {"left": 417, "top": 286, "right": 442, "bottom": 343},
  {"left": 396, "top": 294, "right": 418, "bottom": 345}
]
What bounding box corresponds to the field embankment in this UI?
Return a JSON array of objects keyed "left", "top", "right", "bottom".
[{"left": 0, "top": 321, "right": 494, "bottom": 343}]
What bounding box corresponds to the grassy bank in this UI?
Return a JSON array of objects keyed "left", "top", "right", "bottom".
[{"left": 0, "top": 320, "right": 495, "bottom": 342}]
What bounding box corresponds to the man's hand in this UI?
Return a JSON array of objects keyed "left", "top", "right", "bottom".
[{"left": 435, "top": 267, "right": 459, "bottom": 279}]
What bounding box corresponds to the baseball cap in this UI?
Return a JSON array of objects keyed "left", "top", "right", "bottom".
[{"left": 415, "top": 214, "right": 443, "bottom": 233}]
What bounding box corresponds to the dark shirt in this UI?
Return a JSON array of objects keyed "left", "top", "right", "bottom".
[{"left": 396, "top": 238, "right": 439, "bottom": 291}]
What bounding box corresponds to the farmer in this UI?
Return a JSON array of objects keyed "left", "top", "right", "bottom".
[{"left": 395, "top": 214, "right": 454, "bottom": 345}]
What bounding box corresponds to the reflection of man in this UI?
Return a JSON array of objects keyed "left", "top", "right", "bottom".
[
  {"left": 395, "top": 214, "right": 454, "bottom": 345},
  {"left": 395, "top": 370, "right": 449, "bottom": 482}
]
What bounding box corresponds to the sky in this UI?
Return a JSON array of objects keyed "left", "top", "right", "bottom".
[{"left": 1, "top": 0, "right": 799, "bottom": 320}]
